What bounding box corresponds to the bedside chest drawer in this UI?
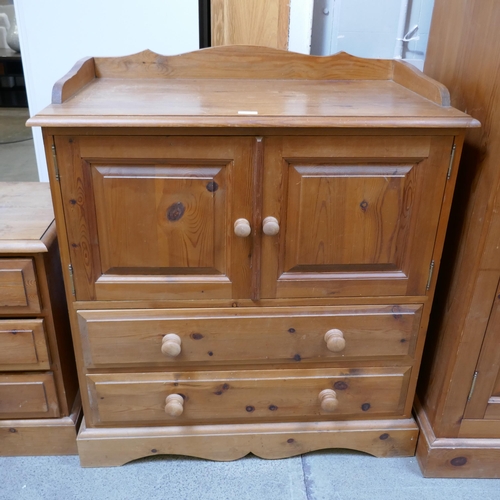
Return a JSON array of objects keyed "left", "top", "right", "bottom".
[
  {"left": 78, "top": 304, "right": 422, "bottom": 368},
  {"left": 0, "top": 258, "right": 40, "bottom": 314},
  {"left": 0, "top": 319, "right": 50, "bottom": 370},
  {"left": 0, "top": 372, "right": 60, "bottom": 419},
  {"left": 87, "top": 367, "right": 411, "bottom": 426}
]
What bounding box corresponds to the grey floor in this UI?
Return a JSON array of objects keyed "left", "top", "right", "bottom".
[
  {"left": 1, "top": 450, "right": 499, "bottom": 500},
  {"left": 1, "top": 110, "right": 499, "bottom": 499}
]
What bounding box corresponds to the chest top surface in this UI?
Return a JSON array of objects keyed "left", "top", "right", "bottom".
[
  {"left": 0, "top": 182, "right": 54, "bottom": 252},
  {"left": 28, "top": 45, "right": 478, "bottom": 130}
]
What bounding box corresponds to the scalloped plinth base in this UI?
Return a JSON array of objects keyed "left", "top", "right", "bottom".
[{"left": 77, "top": 417, "right": 418, "bottom": 467}]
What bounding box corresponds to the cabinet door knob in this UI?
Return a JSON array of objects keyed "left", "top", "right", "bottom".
[
  {"left": 234, "top": 218, "right": 251, "bottom": 237},
  {"left": 161, "top": 334, "right": 182, "bottom": 357},
  {"left": 165, "top": 394, "right": 184, "bottom": 416},
  {"left": 262, "top": 216, "right": 280, "bottom": 236},
  {"left": 324, "top": 329, "right": 346, "bottom": 352},
  {"left": 318, "top": 389, "right": 338, "bottom": 412}
]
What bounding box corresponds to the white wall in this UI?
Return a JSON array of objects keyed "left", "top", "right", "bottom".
[
  {"left": 289, "top": 0, "right": 314, "bottom": 54},
  {"left": 14, "top": 0, "right": 199, "bottom": 181}
]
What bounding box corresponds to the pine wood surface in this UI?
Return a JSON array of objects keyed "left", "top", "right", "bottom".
[
  {"left": 211, "top": 0, "right": 290, "bottom": 49},
  {"left": 0, "top": 394, "right": 81, "bottom": 456},
  {"left": 0, "top": 182, "right": 79, "bottom": 456},
  {"left": 415, "top": 397, "right": 500, "bottom": 478},
  {"left": 0, "top": 182, "right": 54, "bottom": 252},
  {"left": 0, "top": 372, "right": 59, "bottom": 419},
  {"left": 27, "top": 47, "right": 479, "bottom": 129},
  {"left": 417, "top": 0, "right": 500, "bottom": 441},
  {"left": 0, "top": 319, "right": 50, "bottom": 370},
  {"left": 33, "top": 48, "right": 473, "bottom": 465},
  {"left": 76, "top": 416, "right": 418, "bottom": 466},
  {"left": 77, "top": 305, "right": 422, "bottom": 369}
]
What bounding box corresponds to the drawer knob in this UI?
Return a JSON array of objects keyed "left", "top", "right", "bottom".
[
  {"left": 234, "top": 218, "right": 251, "bottom": 237},
  {"left": 262, "top": 216, "right": 280, "bottom": 236},
  {"left": 161, "top": 334, "right": 182, "bottom": 357},
  {"left": 319, "top": 389, "right": 338, "bottom": 412},
  {"left": 165, "top": 394, "right": 184, "bottom": 417},
  {"left": 324, "top": 329, "right": 346, "bottom": 353}
]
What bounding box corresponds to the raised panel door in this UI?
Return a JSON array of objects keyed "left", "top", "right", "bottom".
[
  {"left": 261, "top": 135, "right": 453, "bottom": 298},
  {"left": 55, "top": 136, "right": 255, "bottom": 301}
]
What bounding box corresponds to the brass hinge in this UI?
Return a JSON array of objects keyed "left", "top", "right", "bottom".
[
  {"left": 426, "top": 260, "right": 435, "bottom": 291},
  {"left": 447, "top": 142, "right": 456, "bottom": 180},
  {"left": 467, "top": 371, "right": 478, "bottom": 401},
  {"left": 68, "top": 264, "right": 76, "bottom": 296},
  {"left": 51, "top": 143, "right": 60, "bottom": 181}
]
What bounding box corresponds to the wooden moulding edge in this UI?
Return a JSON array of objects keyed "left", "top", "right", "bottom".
[{"left": 415, "top": 396, "right": 500, "bottom": 478}]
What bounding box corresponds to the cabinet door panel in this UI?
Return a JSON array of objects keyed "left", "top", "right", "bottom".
[
  {"left": 55, "top": 136, "right": 253, "bottom": 301},
  {"left": 262, "top": 136, "right": 452, "bottom": 298}
]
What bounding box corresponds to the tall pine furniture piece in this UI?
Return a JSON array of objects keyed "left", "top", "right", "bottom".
[
  {"left": 416, "top": 0, "right": 500, "bottom": 478},
  {"left": 28, "top": 46, "right": 477, "bottom": 467},
  {"left": 0, "top": 182, "right": 80, "bottom": 456}
]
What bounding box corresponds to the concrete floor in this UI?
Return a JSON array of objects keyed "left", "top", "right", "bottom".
[
  {"left": 0, "top": 450, "right": 499, "bottom": 500},
  {"left": 0, "top": 109, "right": 499, "bottom": 499}
]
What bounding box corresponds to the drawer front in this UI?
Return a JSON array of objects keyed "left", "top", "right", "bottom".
[
  {"left": 78, "top": 305, "right": 422, "bottom": 368},
  {"left": 0, "top": 258, "right": 40, "bottom": 314},
  {"left": 87, "top": 367, "right": 411, "bottom": 426},
  {"left": 0, "top": 319, "right": 50, "bottom": 371},
  {"left": 0, "top": 372, "right": 60, "bottom": 418}
]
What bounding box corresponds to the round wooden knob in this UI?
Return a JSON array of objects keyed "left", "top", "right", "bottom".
[
  {"left": 161, "top": 334, "right": 182, "bottom": 357},
  {"left": 262, "top": 216, "right": 280, "bottom": 236},
  {"left": 324, "top": 329, "right": 346, "bottom": 353},
  {"left": 165, "top": 394, "right": 184, "bottom": 417},
  {"left": 319, "top": 389, "right": 338, "bottom": 412},
  {"left": 234, "top": 218, "right": 251, "bottom": 237}
]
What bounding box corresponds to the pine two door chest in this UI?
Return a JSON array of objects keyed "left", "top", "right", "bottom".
[{"left": 29, "top": 46, "right": 478, "bottom": 467}]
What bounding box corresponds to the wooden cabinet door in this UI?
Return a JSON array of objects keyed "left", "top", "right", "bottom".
[
  {"left": 261, "top": 135, "right": 452, "bottom": 299},
  {"left": 55, "top": 136, "right": 254, "bottom": 301},
  {"left": 463, "top": 279, "right": 500, "bottom": 435}
]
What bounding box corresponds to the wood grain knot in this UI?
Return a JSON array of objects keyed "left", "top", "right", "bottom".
[
  {"left": 400, "top": 338, "right": 407, "bottom": 343},
  {"left": 361, "top": 403, "right": 371, "bottom": 411},
  {"left": 392, "top": 306, "right": 403, "bottom": 319},
  {"left": 167, "top": 202, "right": 185, "bottom": 221},
  {"left": 151, "top": 449, "right": 158, "bottom": 453},
  {"left": 269, "top": 405, "right": 278, "bottom": 411},
  {"left": 360, "top": 200, "right": 369, "bottom": 211},
  {"left": 450, "top": 457, "right": 468, "bottom": 467},
  {"left": 206, "top": 181, "right": 219, "bottom": 192},
  {"left": 8, "top": 428, "right": 17, "bottom": 433},
  {"left": 287, "top": 438, "right": 295, "bottom": 444},
  {"left": 293, "top": 354, "right": 302, "bottom": 361},
  {"left": 208, "top": 351, "right": 214, "bottom": 356},
  {"left": 69, "top": 199, "right": 77, "bottom": 205},
  {"left": 288, "top": 328, "right": 296, "bottom": 333},
  {"left": 191, "top": 333, "right": 204, "bottom": 340},
  {"left": 379, "top": 433, "right": 389, "bottom": 440},
  {"left": 334, "top": 381, "right": 348, "bottom": 390},
  {"left": 246, "top": 406, "right": 255, "bottom": 412}
]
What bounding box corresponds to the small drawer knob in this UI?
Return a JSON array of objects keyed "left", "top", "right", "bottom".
[
  {"left": 234, "top": 218, "right": 251, "bottom": 237},
  {"left": 262, "top": 216, "right": 280, "bottom": 236},
  {"left": 161, "top": 334, "right": 182, "bottom": 357},
  {"left": 319, "top": 389, "right": 338, "bottom": 412},
  {"left": 165, "top": 394, "right": 184, "bottom": 417},
  {"left": 324, "top": 329, "right": 346, "bottom": 353}
]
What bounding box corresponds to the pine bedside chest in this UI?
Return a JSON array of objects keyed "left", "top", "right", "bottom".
[
  {"left": 0, "top": 182, "right": 80, "bottom": 456},
  {"left": 28, "top": 46, "right": 479, "bottom": 467}
]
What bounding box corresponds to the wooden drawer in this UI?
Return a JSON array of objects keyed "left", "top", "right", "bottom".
[
  {"left": 78, "top": 305, "right": 422, "bottom": 368},
  {"left": 0, "top": 319, "right": 50, "bottom": 371},
  {"left": 87, "top": 367, "right": 411, "bottom": 426},
  {"left": 0, "top": 258, "right": 40, "bottom": 314},
  {"left": 0, "top": 372, "right": 60, "bottom": 418}
]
